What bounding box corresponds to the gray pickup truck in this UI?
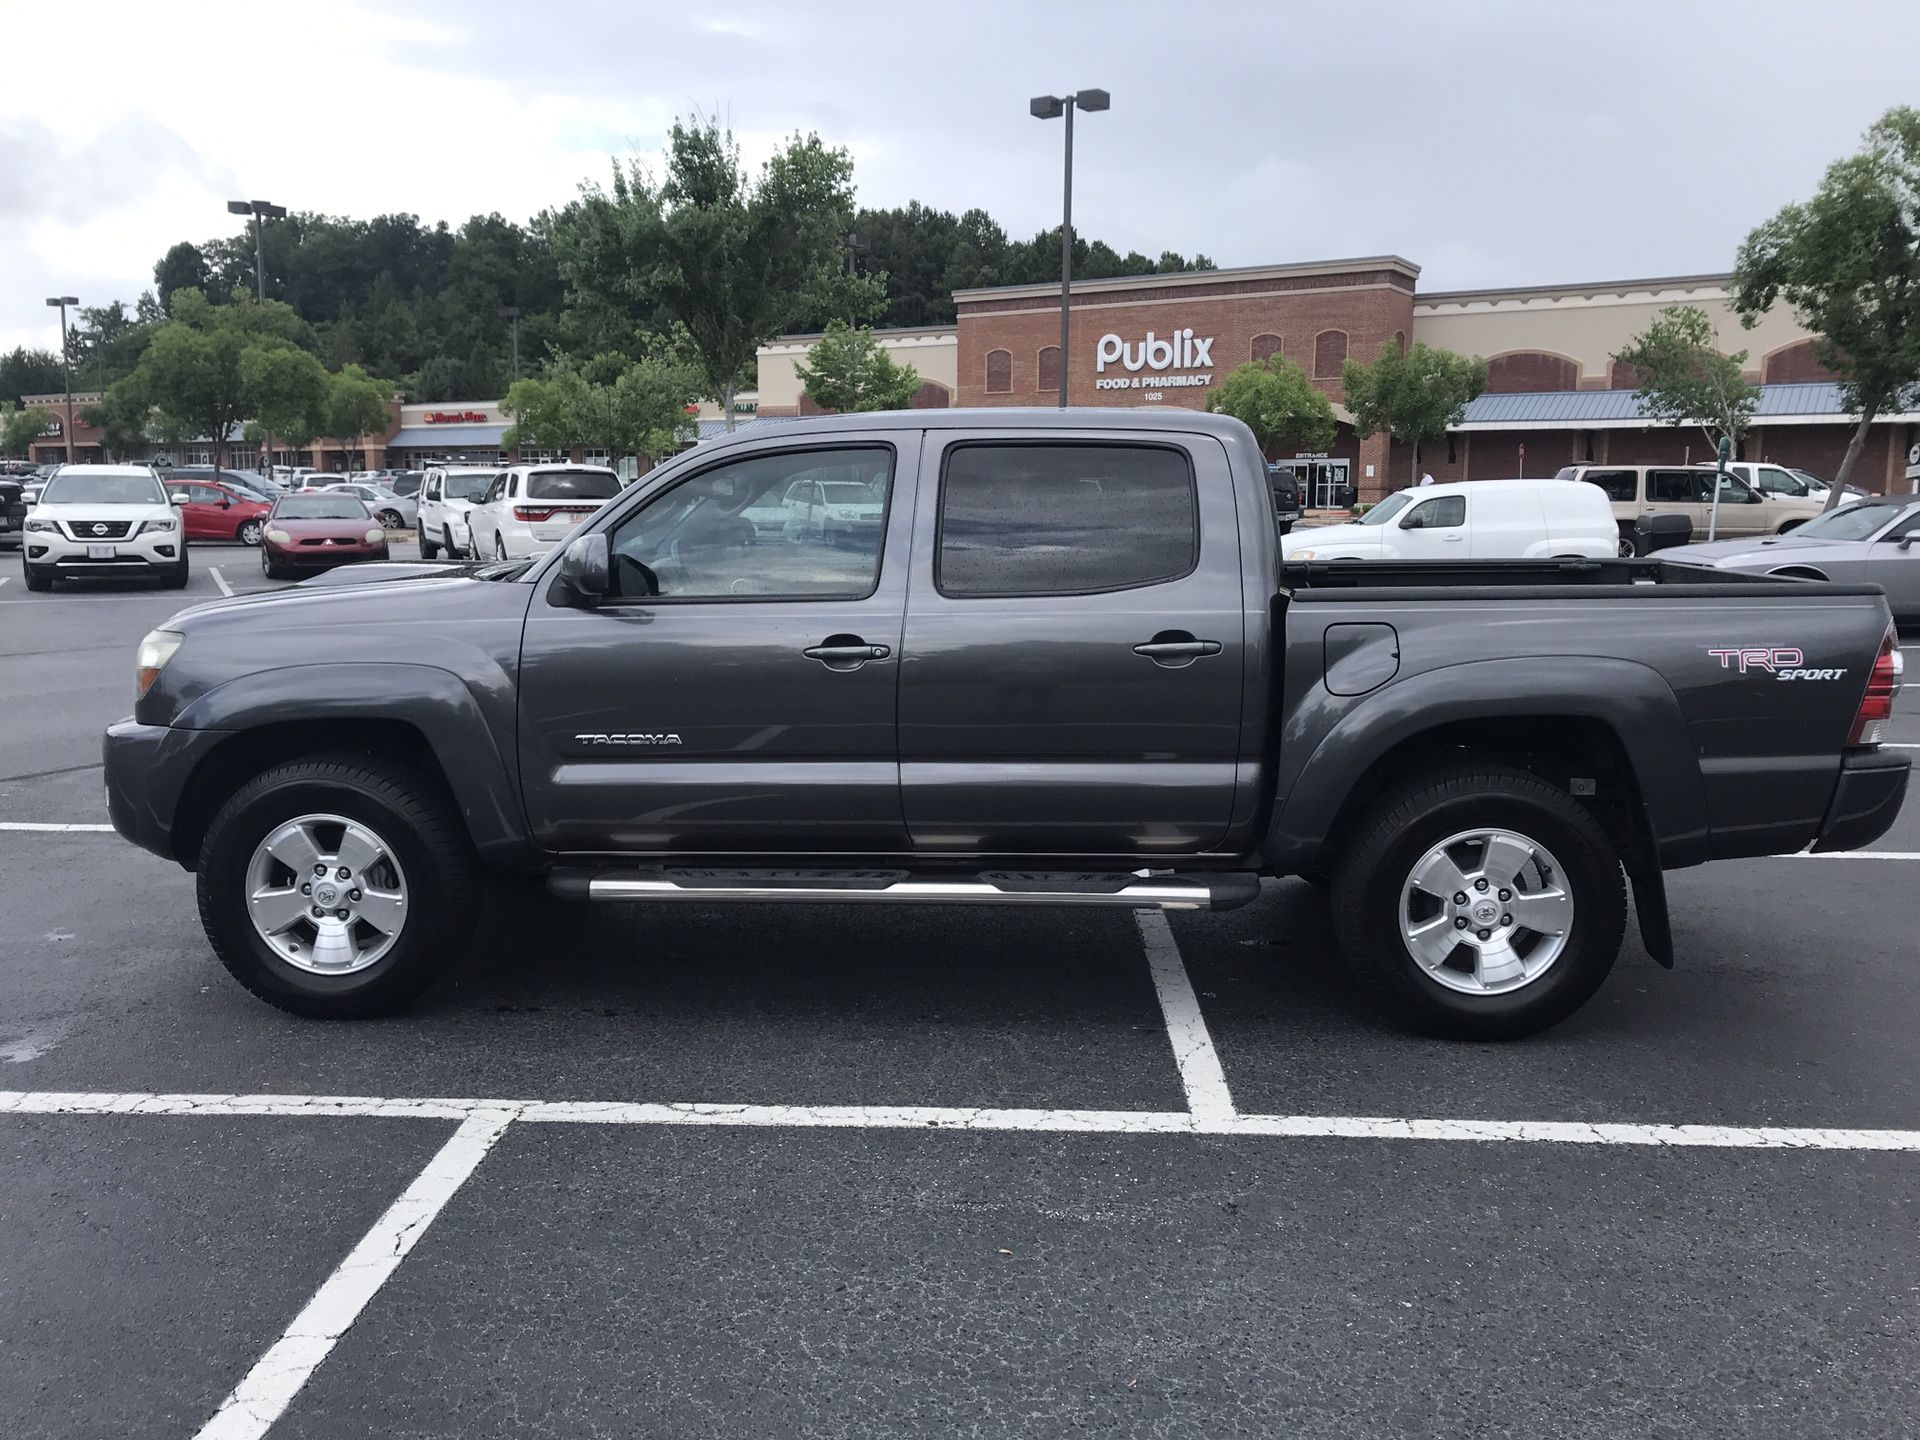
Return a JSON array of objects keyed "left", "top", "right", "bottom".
[{"left": 105, "top": 409, "right": 1909, "bottom": 1039}]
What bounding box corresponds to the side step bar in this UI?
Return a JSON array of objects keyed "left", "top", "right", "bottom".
[{"left": 547, "top": 866, "right": 1261, "bottom": 912}]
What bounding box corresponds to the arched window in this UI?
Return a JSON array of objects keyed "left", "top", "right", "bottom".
[
  {"left": 1392, "top": 331, "right": 1407, "bottom": 356},
  {"left": 1763, "top": 339, "right": 1837, "bottom": 384},
  {"left": 1036, "top": 346, "right": 1061, "bottom": 392},
  {"left": 1313, "top": 330, "right": 1348, "bottom": 378},
  {"left": 1609, "top": 358, "right": 1641, "bottom": 390},
  {"left": 985, "top": 348, "right": 1013, "bottom": 394},
  {"left": 1484, "top": 351, "right": 1580, "bottom": 392},
  {"left": 1250, "top": 333, "right": 1283, "bottom": 363},
  {"left": 912, "top": 380, "right": 951, "bottom": 410}
]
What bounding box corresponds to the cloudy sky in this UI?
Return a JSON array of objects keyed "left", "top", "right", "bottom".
[{"left": 5, "top": 0, "right": 1918, "bottom": 351}]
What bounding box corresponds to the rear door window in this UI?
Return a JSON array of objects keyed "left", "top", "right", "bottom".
[
  {"left": 937, "top": 443, "right": 1198, "bottom": 597},
  {"left": 1582, "top": 469, "right": 1639, "bottom": 502},
  {"left": 1649, "top": 470, "right": 1710, "bottom": 504}
]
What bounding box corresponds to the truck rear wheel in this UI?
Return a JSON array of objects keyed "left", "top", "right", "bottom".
[
  {"left": 1330, "top": 765, "right": 1627, "bottom": 1040},
  {"left": 196, "top": 754, "right": 481, "bottom": 1018}
]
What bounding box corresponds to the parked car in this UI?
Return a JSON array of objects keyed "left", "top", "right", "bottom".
[
  {"left": 1267, "top": 466, "right": 1303, "bottom": 531},
  {"left": 0, "top": 476, "right": 26, "bottom": 549},
  {"left": 779, "top": 469, "right": 888, "bottom": 546},
  {"left": 1554, "top": 464, "right": 1824, "bottom": 554},
  {"left": 466, "top": 464, "right": 621, "bottom": 560},
  {"left": 259, "top": 493, "right": 390, "bottom": 579},
  {"left": 385, "top": 471, "right": 426, "bottom": 500},
  {"left": 175, "top": 477, "right": 273, "bottom": 545},
  {"left": 318, "top": 481, "right": 418, "bottom": 531},
  {"left": 103, "top": 409, "right": 1906, "bottom": 1040},
  {"left": 21, "top": 464, "right": 188, "bottom": 590},
  {"left": 1720, "top": 461, "right": 1864, "bottom": 508},
  {"left": 1278, "top": 480, "right": 1617, "bottom": 562},
  {"left": 416, "top": 465, "right": 499, "bottom": 559},
  {"left": 1788, "top": 468, "right": 1872, "bottom": 506},
  {"left": 1663, "top": 495, "right": 1920, "bottom": 627},
  {"left": 165, "top": 467, "right": 278, "bottom": 505}
]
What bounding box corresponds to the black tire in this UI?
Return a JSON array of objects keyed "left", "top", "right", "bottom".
[
  {"left": 494, "top": 534, "right": 508, "bottom": 561},
  {"left": 444, "top": 524, "right": 462, "bottom": 560},
  {"left": 261, "top": 548, "right": 288, "bottom": 581},
  {"left": 1617, "top": 531, "right": 1643, "bottom": 558},
  {"left": 378, "top": 509, "right": 403, "bottom": 530},
  {"left": 22, "top": 561, "right": 52, "bottom": 592},
  {"left": 237, "top": 519, "right": 264, "bottom": 546},
  {"left": 1329, "top": 764, "right": 1627, "bottom": 1041},
  {"left": 420, "top": 529, "right": 439, "bottom": 560},
  {"left": 161, "top": 555, "right": 189, "bottom": 589},
  {"left": 195, "top": 754, "right": 482, "bottom": 1018}
]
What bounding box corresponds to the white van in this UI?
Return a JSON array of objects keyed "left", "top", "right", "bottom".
[{"left": 1278, "top": 479, "right": 1618, "bottom": 562}]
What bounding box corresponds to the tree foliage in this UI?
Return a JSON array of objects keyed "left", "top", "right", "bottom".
[
  {"left": 79, "top": 386, "right": 155, "bottom": 461},
  {"left": 323, "top": 365, "right": 395, "bottom": 470},
  {"left": 795, "top": 321, "right": 923, "bottom": 412},
  {"left": 1342, "top": 341, "right": 1489, "bottom": 482},
  {"left": 0, "top": 348, "right": 65, "bottom": 408},
  {"left": 1205, "top": 355, "right": 1337, "bottom": 455},
  {"left": 2, "top": 406, "right": 48, "bottom": 458},
  {"left": 552, "top": 119, "right": 882, "bottom": 428},
  {"left": 502, "top": 351, "right": 699, "bottom": 462},
  {"left": 1613, "top": 304, "right": 1758, "bottom": 453},
  {"left": 244, "top": 346, "right": 331, "bottom": 453},
  {"left": 1734, "top": 106, "right": 1920, "bottom": 507}
]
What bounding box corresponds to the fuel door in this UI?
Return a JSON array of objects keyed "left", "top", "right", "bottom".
[{"left": 1324, "top": 622, "right": 1401, "bottom": 697}]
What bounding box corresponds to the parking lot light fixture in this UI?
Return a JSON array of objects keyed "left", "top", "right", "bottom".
[
  {"left": 1030, "top": 89, "right": 1110, "bottom": 407},
  {"left": 229, "top": 199, "right": 288, "bottom": 470},
  {"left": 44, "top": 295, "right": 79, "bottom": 464}
]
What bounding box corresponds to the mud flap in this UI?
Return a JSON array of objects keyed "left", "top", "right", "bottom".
[{"left": 1623, "top": 849, "right": 1674, "bottom": 968}]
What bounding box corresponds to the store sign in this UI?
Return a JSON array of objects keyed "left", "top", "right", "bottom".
[
  {"left": 1093, "top": 328, "right": 1215, "bottom": 392},
  {"left": 424, "top": 410, "right": 488, "bottom": 424}
]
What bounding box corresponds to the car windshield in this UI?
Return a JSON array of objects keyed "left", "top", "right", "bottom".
[
  {"left": 442, "top": 472, "right": 495, "bottom": 501},
  {"left": 1791, "top": 501, "right": 1909, "bottom": 542},
  {"left": 526, "top": 469, "right": 620, "bottom": 500},
  {"left": 275, "top": 496, "right": 371, "bottom": 520},
  {"left": 42, "top": 472, "right": 166, "bottom": 505},
  {"left": 1357, "top": 491, "right": 1414, "bottom": 526},
  {"left": 1789, "top": 470, "right": 1827, "bottom": 489},
  {"left": 819, "top": 481, "right": 881, "bottom": 505}
]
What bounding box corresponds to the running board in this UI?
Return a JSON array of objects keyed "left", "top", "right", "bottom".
[{"left": 546, "top": 866, "right": 1260, "bottom": 912}]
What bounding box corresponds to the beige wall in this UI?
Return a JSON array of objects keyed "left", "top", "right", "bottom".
[
  {"left": 758, "top": 327, "right": 958, "bottom": 411},
  {"left": 1411, "top": 279, "right": 1812, "bottom": 386}
]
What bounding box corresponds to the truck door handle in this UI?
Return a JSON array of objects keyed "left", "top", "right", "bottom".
[
  {"left": 804, "top": 636, "right": 891, "bottom": 668},
  {"left": 1439, "top": 533, "right": 1464, "bottom": 542},
  {"left": 1133, "top": 631, "right": 1222, "bottom": 665}
]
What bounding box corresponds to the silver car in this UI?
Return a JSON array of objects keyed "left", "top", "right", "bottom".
[
  {"left": 320, "top": 482, "right": 418, "bottom": 531},
  {"left": 1663, "top": 496, "right": 1920, "bottom": 626}
]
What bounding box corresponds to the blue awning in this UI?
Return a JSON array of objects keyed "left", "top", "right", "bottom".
[{"left": 388, "top": 424, "right": 507, "bottom": 448}]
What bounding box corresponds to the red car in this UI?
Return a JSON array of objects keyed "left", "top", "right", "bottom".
[
  {"left": 175, "top": 478, "right": 274, "bottom": 546},
  {"left": 260, "top": 494, "right": 391, "bottom": 579}
]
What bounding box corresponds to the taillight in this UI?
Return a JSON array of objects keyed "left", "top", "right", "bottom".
[
  {"left": 1847, "top": 625, "right": 1903, "bottom": 747},
  {"left": 513, "top": 506, "right": 555, "bottom": 523}
]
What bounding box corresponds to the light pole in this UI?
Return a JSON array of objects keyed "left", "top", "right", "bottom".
[
  {"left": 44, "top": 296, "right": 78, "bottom": 463},
  {"left": 499, "top": 305, "right": 521, "bottom": 381},
  {"left": 228, "top": 199, "right": 287, "bottom": 471},
  {"left": 1030, "top": 88, "right": 1109, "bottom": 409}
]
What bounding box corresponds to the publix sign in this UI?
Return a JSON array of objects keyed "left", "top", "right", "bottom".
[{"left": 1093, "top": 328, "right": 1215, "bottom": 393}]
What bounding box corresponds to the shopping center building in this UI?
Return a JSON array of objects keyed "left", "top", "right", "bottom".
[{"left": 756, "top": 257, "right": 1920, "bottom": 504}]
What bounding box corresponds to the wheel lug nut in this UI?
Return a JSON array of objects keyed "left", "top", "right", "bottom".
[
  {"left": 310, "top": 906, "right": 324, "bottom": 918},
  {"left": 1453, "top": 892, "right": 1467, "bottom": 905},
  {"left": 348, "top": 889, "right": 361, "bottom": 902},
  {"left": 335, "top": 908, "right": 350, "bottom": 920},
  {"left": 336, "top": 867, "right": 351, "bottom": 880},
  {"left": 1474, "top": 878, "right": 1489, "bottom": 891},
  {"left": 1477, "top": 928, "right": 1491, "bottom": 941},
  {"left": 1498, "top": 888, "right": 1511, "bottom": 902},
  {"left": 313, "top": 864, "right": 326, "bottom": 876},
  {"left": 1501, "top": 914, "right": 1512, "bottom": 927},
  {"left": 1454, "top": 917, "right": 1468, "bottom": 929},
  {"left": 300, "top": 883, "right": 311, "bottom": 895}
]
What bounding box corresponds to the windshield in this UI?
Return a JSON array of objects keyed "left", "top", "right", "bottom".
[
  {"left": 1357, "top": 491, "right": 1414, "bottom": 526},
  {"left": 526, "top": 469, "right": 620, "bottom": 501},
  {"left": 1791, "top": 501, "right": 1909, "bottom": 542},
  {"left": 1789, "top": 470, "right": 1828, "bottom": 489},
  {"left": 275, "top": 496, "right": 372, "bottom": 520},
  {"left": 42, "top": 472, "right": 167, "bottom": 506},
  {"left": 442, "top": 472, "right": 495, "bottom": 501}
]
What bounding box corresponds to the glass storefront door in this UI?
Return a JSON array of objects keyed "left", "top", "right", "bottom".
[{"left": 1272, "top": 458, "right": 1352, "bottom": 509}]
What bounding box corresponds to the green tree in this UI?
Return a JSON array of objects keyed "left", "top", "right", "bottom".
[
  {"left": 1205, "top": 355, "right": 1337, "bottom": 456},
  {"left": 245, "top": 347, "right": 330, "bottom": 461},
  {"left": 1342, "top": 340, "right": 1489, "bottom": 484},
  {"left": 79, "top": 383, "right": 154, "bottom": 460},
  {"left": 502, "top": 351, "right": 698, "bottom": 462},
  {"left": 1612, "top": 304, "right": 1758, "bottom": 456},
  {"left": 2, "top": 406, "right": 48, "bottom": 458},
  {"left": 1734, "top": 106, "right": 1920, "bottom": 510},
  {"left": 0, "top": 348, "right": 65, "bottom": 407},
  {"left": 322, "top": 365, "right": 394, "bottom": 472},
  {"left": 795, "top": 321, "right": 923, "bottom": 412},
  {"left": 154, "top": 242, "right": 211, "bottom": 312},
  {"left": 553, "top": 118, "right": 882, "bottom": 429}
]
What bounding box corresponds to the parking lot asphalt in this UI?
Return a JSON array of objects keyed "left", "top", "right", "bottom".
[{"left": 1, "top": 549, "right": 1916, "bottom": 1437}]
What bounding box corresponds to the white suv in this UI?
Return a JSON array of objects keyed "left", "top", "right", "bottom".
[
  {"left": 467, "top": 463, "right": 622, "bottom": 560},
  {"left": 22, "top": 465, "right": 189, "bottom": 591},
  {"left": 417, "top": 466, "right": 499, "bottom": 560}
]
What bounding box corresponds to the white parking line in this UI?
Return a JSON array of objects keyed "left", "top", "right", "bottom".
[
  {"left": 1135, "top": 910, "right": 1237, "bottom": 1121},
  {"left": 209, "top": 567, "right": 234, "bottom": 597},
  {"left": 0, "top": 576, "right": 10, "bottom": 588},
  {"left": 1787, "top": 851, "right": 1920, "bottom": 861},
  {"left": 0, "top": 822, "right": 116, "bottom": 833},
  {"left": 193, "top": 1108, "right": 515, "bottom": 1440}
]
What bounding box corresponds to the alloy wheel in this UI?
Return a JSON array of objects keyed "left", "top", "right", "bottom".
[
  {"left": 1397, "top": 827, "right": 1574, "bottom": 995},
  {"left": 244, "top": 813, "right": 409, "bottom": 975}
]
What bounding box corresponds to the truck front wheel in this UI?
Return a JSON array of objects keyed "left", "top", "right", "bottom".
[
  {"left": 195, "top": 754, "right": 482, "bottom": 1018},
  {"left": 1330, "top": 765, "right": 1627, "bottom": 1040}
]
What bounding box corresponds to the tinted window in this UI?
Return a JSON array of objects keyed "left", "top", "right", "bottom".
[
  {"left": 938, "top": 444, "right": 1197, "bottom": 597},
  {"left": 527, "top": 468, "right": 620, "bottom": 501},
  {"left": 1403, "top": 495, "right": 1465, "bottom": 529},
  {"left": 1583, "top": 469, "right": 1638, "bottom": 502},
  {"left": 1649, "top": 470, "right": 1711, "bottom": 503},
  {"left": 607, "top": 446, "right": 892, "bottom": 601}
]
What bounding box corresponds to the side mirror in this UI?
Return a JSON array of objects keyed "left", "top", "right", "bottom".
[
  {"left": 169, "top": 491, "right": 189, "bottom": 505},
  {"left": 551, "top": 532, "right": 610, "bottom": 608},
  {"left": 1898, "top": 534, "right": 1919, "bottom": 550}
]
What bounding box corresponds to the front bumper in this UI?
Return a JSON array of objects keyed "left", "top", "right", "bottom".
[
  {"left": 267, "top": 542, "right": 389, "bottom": 569},
  {"left": 104, "top": 718, "right": 232, "bottom": 865},
  {"left": 1809, "top": 750, "right": 1911, "bottom": 853},
  {"left": 27, "top": 526, "right": 180, "bottom": 573}
]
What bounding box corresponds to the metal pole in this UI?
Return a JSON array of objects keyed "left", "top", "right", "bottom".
[
  {"left": 59, "top": 300, "right": 75, "bottom": 465},
  {"left": 1058, "top": 98, "right": 1074, "bottom": 409},
  {"left": 511, "top": 314, "right": 520, "bottom": 381},
  {"left": 1708, "top": 434, "right": 1732, "bottom": 542},
  {"left": 253, "top": 213, "right": 266, "bottom": 301}
]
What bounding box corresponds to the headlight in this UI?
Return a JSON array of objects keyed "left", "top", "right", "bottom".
[
  {"left": 24, "top": 517, "right": 55, "bottom": 532},
  {"left": 139, "top": 516, "right": 178, "bottom": 534},
  {"left": 1288, "top": 548, "right": 1317, "bottom": 561},
  {"left": 265, "top": 529, "right": 291, "bottom": 544},
  {"left": 135, "top": 629, "right": 184, "bottom": 699},
  {"left": 364, "top": 528, "right": 385, "bottom": 544}
]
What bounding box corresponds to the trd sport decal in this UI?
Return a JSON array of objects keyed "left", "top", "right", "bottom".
[{"left": 1707, "top": 647, "right": 1847, "bottom": 681}]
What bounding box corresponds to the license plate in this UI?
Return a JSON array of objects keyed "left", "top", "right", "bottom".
[{"left": 87, "top": 544, "right": 117, "bottom": 559}]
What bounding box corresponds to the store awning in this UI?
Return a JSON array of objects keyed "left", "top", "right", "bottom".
[
  {"left": 388, "top": 424, "right": 507, "bottom": 448},
  {"left": 1455, "top": 382, "right": 1920, "bottom": 432}
]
